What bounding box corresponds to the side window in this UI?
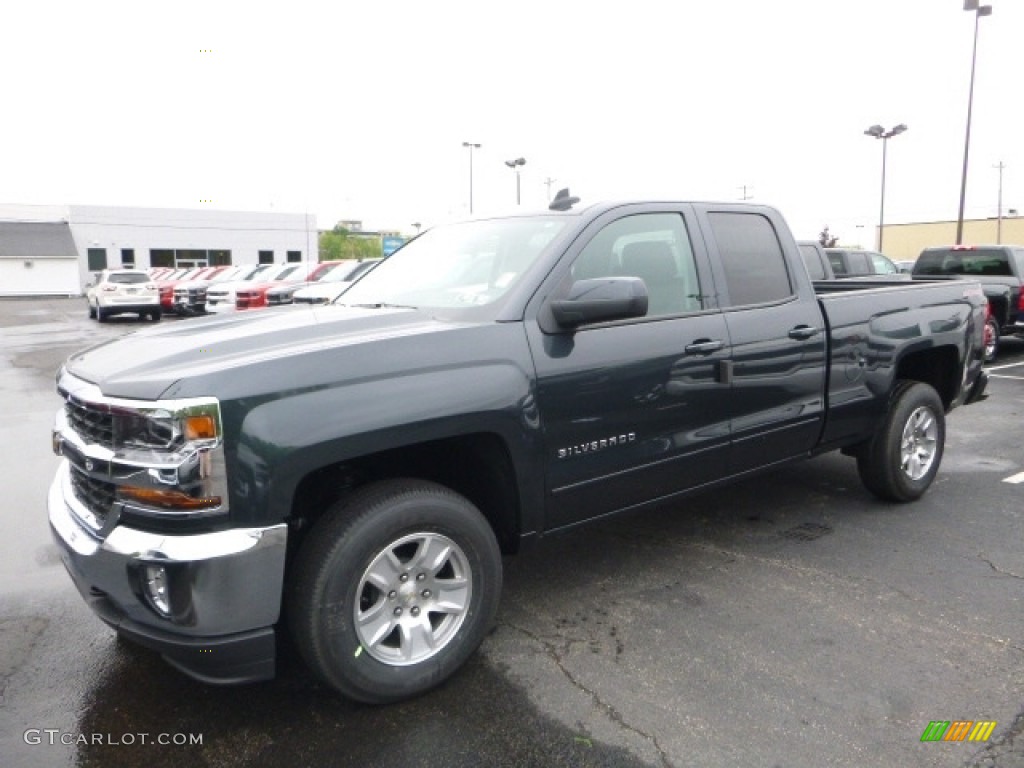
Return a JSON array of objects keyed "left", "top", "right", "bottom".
[
  {"left": 708, "top": 212, "right": 793, "bottom": 306},
  {"left": 848, "top": 252, "right": 871, "bottom": 275},
  {"left": 571, "top": 213, "right": 703, "bottom": 317},
  {"left": 870, "top": 253, "right": 897, "bottom": 274}
]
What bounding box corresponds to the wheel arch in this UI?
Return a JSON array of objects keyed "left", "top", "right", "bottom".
[
  {"left": 288, "top": 432, "right": 527, "bottom": 557},
  {"left": 893, "top": 345, "right": 960, "bottom": 410}
]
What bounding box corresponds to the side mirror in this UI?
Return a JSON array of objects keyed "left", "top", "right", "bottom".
[{"left": 550, "top": 277, "right": 649, "bottom": 328}]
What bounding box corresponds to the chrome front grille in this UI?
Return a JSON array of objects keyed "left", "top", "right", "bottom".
[
  {"left": 65, "top": 397, "right": 114, "bottom": 450},
  {"left": 69, "top": 464, "right": 115, "bottom": 528}
]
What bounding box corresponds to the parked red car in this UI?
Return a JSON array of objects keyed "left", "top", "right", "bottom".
[
  {"left": 156, "top": 266, "right": 229, "bottom": 310},
  {"left": 235, "top": 264, "right": 318, "bottom": 310}
]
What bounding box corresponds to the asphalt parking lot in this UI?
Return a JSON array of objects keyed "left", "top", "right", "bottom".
[{"left": 1, "top": 297, "right": 1023, "bottom": 768}]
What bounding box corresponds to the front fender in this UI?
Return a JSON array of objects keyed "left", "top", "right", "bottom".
[{"left": 229, "top": 361, "right": 544, "bottom": 529}]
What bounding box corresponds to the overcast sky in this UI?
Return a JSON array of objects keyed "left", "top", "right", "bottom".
[{"left": 3, "top": 0, "right": 1021, "bottom": 246}]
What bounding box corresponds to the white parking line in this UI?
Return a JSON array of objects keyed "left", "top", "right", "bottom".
[
  {"left": 990, "top": 374, "right": 1024, "bottom": 381},
  {"left": 987, "top": 360, "right": 1024, "bottom": 371},
  {"left": 1003, "top": 472, "right": 1024, "bottom": 485}
]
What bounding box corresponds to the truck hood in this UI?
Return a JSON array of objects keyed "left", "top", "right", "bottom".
[{"left": 64, "top": 305, "right": 452, "bottom": 400}]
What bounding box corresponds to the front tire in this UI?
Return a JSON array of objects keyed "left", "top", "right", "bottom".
[
  {"left": 857, "top": 381, "right": 945, "bottom": 502},
  {"left": 289, "top": 479, "right": 502, "bottom": 704}
]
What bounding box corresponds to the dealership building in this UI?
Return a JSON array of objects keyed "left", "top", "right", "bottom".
[
  {"left": 0, "top": 204, "right": 317, "bottom": 296},
  {"left": 880, "top": 215, "right": 1024, "bottom": 261}
]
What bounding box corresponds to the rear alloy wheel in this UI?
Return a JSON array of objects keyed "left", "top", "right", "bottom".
[
  {"left": 289, "top": 479, "right": 501, "bottom": 704},
  {"left": 983, "top": 317, "right": 999, "bottom": 363},
  {"left": 857, "top": 381, "right": 945, "bottom": 502}
]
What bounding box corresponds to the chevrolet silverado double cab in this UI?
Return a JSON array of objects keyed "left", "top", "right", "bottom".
[
  {"left": 913, "top": 244, "right": 1024, "bottom": 361},
  {"left": 49, "top": 197, "right": 989, "bottom": 703}
]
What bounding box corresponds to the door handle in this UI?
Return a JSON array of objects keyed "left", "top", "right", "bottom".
[
  {"left": 788, "top": 325, "right": 820, "bottom": 340},
  {"left": 684, "top": 339, "right": 725, "bottom": 355}
]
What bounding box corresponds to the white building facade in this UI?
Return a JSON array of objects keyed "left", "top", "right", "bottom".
[{"left": 0, "top": 204, "right": 317, "bottom": 296}]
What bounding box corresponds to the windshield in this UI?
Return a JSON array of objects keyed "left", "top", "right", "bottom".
[{"left": 339, "top": 217, "right": 567, "bottom": 309}]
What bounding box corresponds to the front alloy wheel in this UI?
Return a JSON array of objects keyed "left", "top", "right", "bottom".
[
  {"left": 355, "top": 531, "right": 471, "bottom": 666},
  {"left": 289, "top": 479, "right": 501, "bottom": 704}
]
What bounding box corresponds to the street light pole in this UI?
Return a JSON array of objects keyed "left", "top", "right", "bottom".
[
  {"left": 864, "top": 123, "right": 907, "bottom": 252},
  {"left": 956, "top": 1, "right": 993, "bottom": 245},
  {"left": 994, "top": 161, "right": 1005, "bottom": 243},
  {"left": 504, "top": 157, "right": 526, "bottom": 205},
  {"left": 462, "top": 142, "right": 481, "bottom": 214}
]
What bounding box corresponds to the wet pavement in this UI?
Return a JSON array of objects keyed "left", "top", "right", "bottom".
[{"left": 2, "top": 297, "right": 1023, "bottom": 767}]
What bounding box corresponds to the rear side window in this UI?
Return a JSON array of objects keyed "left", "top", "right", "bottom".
[
  {"left": 914, "top": 248, "right": 1013, "bottom": 277},
  {"left": 709, "top": 212, "right": 793, "bottom": 306}
]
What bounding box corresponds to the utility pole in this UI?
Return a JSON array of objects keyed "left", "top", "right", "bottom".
[
  {"left": 544, "top": 177, "right": 557, "bottom": 201},
  {"left": 994, "top": 161, "right": 1005, "bottom": 244}
]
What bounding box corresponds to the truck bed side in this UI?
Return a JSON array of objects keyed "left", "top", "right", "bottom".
[{"left": 814, "top": 279, "right": 985, "bottom": 451}]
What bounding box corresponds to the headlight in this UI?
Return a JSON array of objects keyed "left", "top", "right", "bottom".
[
  {"left": 116, "top": 408, "right": 179, "bottom": 450},
  {"left": 111, "top": 404, "right": 221, "bottom": 452},
  {"left": 55, "top": 370, "right": 229, "bottom": 527}
]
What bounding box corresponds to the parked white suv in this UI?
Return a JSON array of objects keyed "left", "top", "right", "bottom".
[{"left": 86, "top": 269, "right": 161, "bottom": 322}]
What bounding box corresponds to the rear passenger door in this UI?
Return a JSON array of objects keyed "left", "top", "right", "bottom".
[
  {"left": 526, "top": 206, "right": 733, "bottom": 531},
  {"left": 697, "top": 206, "right": 827, "bottom": 474}
]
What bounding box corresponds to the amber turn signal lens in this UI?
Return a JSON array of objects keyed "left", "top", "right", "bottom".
[
  {"left": 184, "top": 415, "right": 217, "bottom": 441},
  {"left": 119, "top": 486, "right": 221, "bottom": 510}
]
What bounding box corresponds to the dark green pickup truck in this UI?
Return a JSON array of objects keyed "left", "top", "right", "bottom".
[{"left": 49, "top": 197, "right": 989, "bottom": 703}]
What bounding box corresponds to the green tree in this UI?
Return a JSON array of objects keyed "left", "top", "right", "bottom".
[{"left": 318, "top": 228, "right": 382, "bottom": 261}]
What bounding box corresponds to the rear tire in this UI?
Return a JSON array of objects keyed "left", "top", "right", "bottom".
[
  {"left": 289, "top": 479, "right": 502, "bottom": 704},
  {"left": 857, "top": 381, "right": 945, "bottom": 502},
  {"left": 88, "top": 303, "right": 96, "bottom": 319},
  {"left": 96, "top": 307, "right": 107, "bottom": 323}
]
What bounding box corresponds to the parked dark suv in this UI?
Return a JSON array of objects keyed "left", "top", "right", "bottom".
[{"left": 913, "top": 244, "right": 1024, "bottom": 361}]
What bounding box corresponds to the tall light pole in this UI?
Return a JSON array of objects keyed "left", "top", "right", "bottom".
[
  {"left": 462, "top": 141, "right": 481, "bottom": 214},
  {"left": 864, "top": 123, "right": 907, "bottom": 252},
  {"left": 504, "top": 157, "right": 526, "bottom": 205},
  {"left": 994, "top": 161, "right": 1005, "bottom": 244},
  {"left": 956, "top": 0, "right": 993, "bottom": 245}
]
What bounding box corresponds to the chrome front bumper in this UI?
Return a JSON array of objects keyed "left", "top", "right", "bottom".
[{"left": 49, "top": 460, "right": 287, "bottom": 683}]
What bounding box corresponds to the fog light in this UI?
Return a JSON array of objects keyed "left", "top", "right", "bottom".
[{"left": 144, "top": 564, "right": 170, "bottom": 616}]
